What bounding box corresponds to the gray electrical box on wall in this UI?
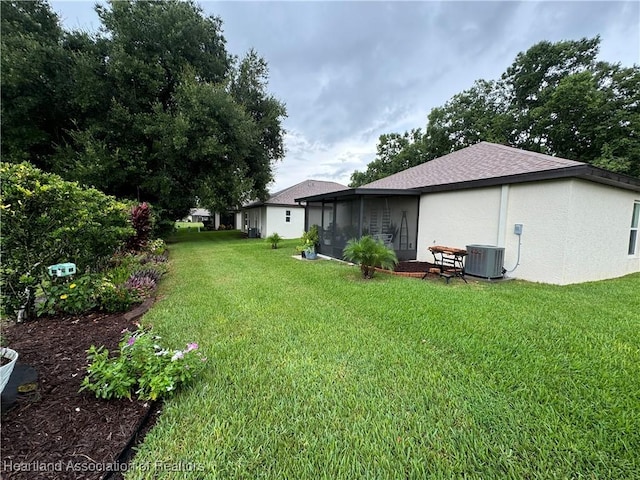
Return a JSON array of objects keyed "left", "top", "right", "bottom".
[{"left": 514, "top": 223, "right": 523, "bottom": 235}]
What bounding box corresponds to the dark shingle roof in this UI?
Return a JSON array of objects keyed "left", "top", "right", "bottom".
[
  {"left": 362, "top": 142, "right": 585, "bottom": 190},
  {"left": 246, "top": 179, "right": 347, "bottom": 207}
]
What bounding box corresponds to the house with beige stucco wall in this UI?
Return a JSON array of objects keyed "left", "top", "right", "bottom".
[
  {"left": 242, "top": 179, "right": 347, "bottom": 239},
  {"left": 297, "top": 142, "right": 640, "bottom": 285}
]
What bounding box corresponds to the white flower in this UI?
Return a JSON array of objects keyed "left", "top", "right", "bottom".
[{"left": 171, "top": 350, "right": 184, "bottom": 361}]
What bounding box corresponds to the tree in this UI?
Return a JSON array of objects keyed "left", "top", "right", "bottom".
[
  {"left": 424, "top": 79, "right": 512, "bottom": 156},
  {"left": 2, "top": 0, "right": 287, "bottom": 225},
  {"left": 350, "top": 36, "right": 640, "bottom": 182},
  {"left": 350, "top": 129, "right": 427, "bottom": 186},
  {"left": 0, "top": 1, "right": 73, "bottom": 168}
]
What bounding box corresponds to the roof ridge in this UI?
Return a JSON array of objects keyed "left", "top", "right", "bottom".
[{"left": 478, "top": 141, "right": 586, "bottom": 166}]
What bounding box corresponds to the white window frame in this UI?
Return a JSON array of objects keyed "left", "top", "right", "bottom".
[{"left": 629, "top": 201, "right": 640, "bottom": 256}]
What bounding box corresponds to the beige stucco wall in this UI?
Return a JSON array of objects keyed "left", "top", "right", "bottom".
[
  {"left": 417, "top": 179, "right": 640, "bottom": 285},
  {"left": 264, "top": 205, "right": 306, "bottom": 239},
  {"left": 562, "top": 180, "right": 640, "bottom": 283},
  {"left": 243, "top": 205, "right": 309, "bottom": 239},
  {"left": 417, "top": 186, "right": 503, "bottom": 256}
]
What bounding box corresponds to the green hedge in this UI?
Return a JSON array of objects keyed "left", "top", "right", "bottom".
[{"left": 1, "top": 162, "right": 134, "bottom": 318}]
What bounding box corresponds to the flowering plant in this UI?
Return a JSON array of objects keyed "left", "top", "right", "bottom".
[
  {"left": 37, "top": 274, "right": 97, "bottom": 316},
  {"left": 80, "top": 325, "right": 206, "bottom": 401}
]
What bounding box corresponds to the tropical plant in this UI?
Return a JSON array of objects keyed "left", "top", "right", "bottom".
[
  {"left": 300, "top": 224, "right": 319, "bottom": 250},
  {"left": 127, "top": 202, "right": 153, "bottom": 251},
  {"left": 266, "top": 232, "right": 282, "bottom": 249},
  {"left": 342, "top": 235, "right": 398, "bottom": 279}
]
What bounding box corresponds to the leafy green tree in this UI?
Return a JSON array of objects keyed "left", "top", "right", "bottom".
[
  {"left": 228, "top": 49, "right": 287, "bottom": 208},
  {"left": 0, "top": 0, "right": 73, "bottom": 168},
  {"left": 424, "top": 79, "right": 512, "bottom": 157},
  {"left": 2, "top": 0, "right": 286, "bottom": 225},
  {"left": 351, "top": 36, "right": 639, "bottom": 182},
  {"left": 502, "top": 37, "right": 600, "bottom": 113},
  {"left": 350, "top": 129, "right": 427, "bottom": 186},
  {"left": 342, "top": 236, "right": 398, "bottom": 279}
]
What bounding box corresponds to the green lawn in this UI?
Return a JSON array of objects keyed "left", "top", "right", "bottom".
[
  {"left": 128, "top": 230, "right": 640, "bottom": 479},
  {"left": 174, "top": 221, "right": 204, "bottom": 230}
]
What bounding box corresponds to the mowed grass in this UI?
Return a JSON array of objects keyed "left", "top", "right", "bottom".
[{"left": 128, "top": 230, "right": 640, "bottom": 479}]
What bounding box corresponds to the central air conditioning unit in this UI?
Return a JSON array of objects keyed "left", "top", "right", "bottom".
[{"left": 465, "top": 245, "right": 505, "bottom": 279}]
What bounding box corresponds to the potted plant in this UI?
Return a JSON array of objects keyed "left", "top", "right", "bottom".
[
  {"left": 266, "top": 232, "right": 282, "bottom": 249},
  {"left": 342, "top": 235, "right": 398, "bottom": 279},
  {"left": 298, "top": 225, "right": 319, "bottom": 260},
  {"left": 0, "top": 347, "right": 19, "bottom": 394}
]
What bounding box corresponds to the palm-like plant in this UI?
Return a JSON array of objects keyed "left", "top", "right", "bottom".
[
  {"left": 266, "top": 232, "right": 282, "bottom": 249},
  {"left": 342, "top": 235, "right": 398, "bottom": 279}
]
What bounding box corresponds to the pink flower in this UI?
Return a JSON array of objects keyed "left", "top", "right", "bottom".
[
  {"left": 127, "top": 337, "right": 136, "bottom": 346},
  {"left": 185, "top": 343, "right": 198, "bottom": 352}
]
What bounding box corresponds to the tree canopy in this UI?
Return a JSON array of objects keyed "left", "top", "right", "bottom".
[
  {"left": 350, "top": 37, "right": 640, "bottom": 187},
  {"left": 1, "top": 0, "right": 286, "bottom": 223}
]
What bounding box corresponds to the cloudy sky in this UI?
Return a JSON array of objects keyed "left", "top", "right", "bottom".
[{"left": 51, "top": 1, "right": 640, "bottom": 192}]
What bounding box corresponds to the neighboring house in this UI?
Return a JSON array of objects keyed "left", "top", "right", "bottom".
[
  {"left": 183, "top": 208, "right": 242, "bottom": 229},
  {"left": 242, "top": 179, "right": 347, "bottom": 239},
  {"left": 296, "top": 142, "right": 640, "bottom": 285},
  {"left": 188, "top": 208, "right": 211, "bottom": 223}
]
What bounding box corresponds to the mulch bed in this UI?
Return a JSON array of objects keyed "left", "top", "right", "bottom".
[
  {"left": 1, "top": 308, "right": 160, "bottom": 480},
  {"left": 393, "top": 261, "right": 435, "bottom": 273}
]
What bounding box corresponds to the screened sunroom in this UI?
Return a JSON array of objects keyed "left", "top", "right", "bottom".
[{"left": 296, "top": 188, "right": 421, "bottom": 261}]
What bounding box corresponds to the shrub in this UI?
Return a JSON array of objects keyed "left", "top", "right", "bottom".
[
  {"left": 36, "top": 274, "right": 98, "bottom": 317},
  {"left": 96, "top": 280, "right": 136, "bottom": 313},
  {"left": 132, "top": 268, "right": 163, "bottom": 284},
  {"left": 342, "top": 235, "right": 398, "bottom": 279},
  {"left": 1, "top": 163, "right": 133, "bottom": 319},
  {"left": 146, "top": 238, "right": 166, "bottom": 255},
  {"left": 124, "top": 274, "right": 157, "bottom": 302},
  {"left": 80, "top": 326, "right": 207, "bottom": 401}
]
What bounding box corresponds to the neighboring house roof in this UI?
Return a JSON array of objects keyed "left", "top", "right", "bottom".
[
  {"left": 244, "top": 179, "right": 348, "bottom": 208},
  {"left": 190, "top": 208, "right": 211, "bottom": 216}
]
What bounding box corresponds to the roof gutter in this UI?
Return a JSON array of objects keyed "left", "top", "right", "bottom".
[{"left": 295, "top": 187, "right": 422, "bottom": 203}]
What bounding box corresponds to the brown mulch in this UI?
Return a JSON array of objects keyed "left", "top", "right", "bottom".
[
  {"left": 1, "top": 309, "right": 159, "bottom": 480},
  {"left": 393, "top": 261, "right": 435, "bottom": 273}
]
